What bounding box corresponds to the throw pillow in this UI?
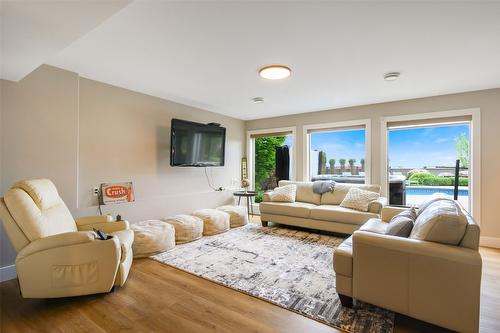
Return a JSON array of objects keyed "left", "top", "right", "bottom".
[
  {"left": 410, "top": 199, "right": 467, "bottom": 245},
  {"left": 340, "top": 187, "right": 380, "bottom": 212},
  {"left": 386, "top": 207, "right": 417, "bottom": 237},
  {"left": 271, "top": 184, "right": 296, "bottom": 203}
]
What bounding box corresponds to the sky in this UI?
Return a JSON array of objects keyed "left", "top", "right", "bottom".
[
  {"left": 388, "top": 124, "right": 469, "bottom": 168},
  {"left": 308, "top": 124, "right": 470, "bottom": 168},
  {"left": 310, "top": 129, "right": 366, "bottom": 166}
]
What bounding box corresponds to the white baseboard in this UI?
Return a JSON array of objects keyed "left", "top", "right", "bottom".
[
  {"left": 480, "top": 237, "right": 500, "bottom": 249},
  {"left": 0, "top": 264, "right": 17, "bottom": 282}
]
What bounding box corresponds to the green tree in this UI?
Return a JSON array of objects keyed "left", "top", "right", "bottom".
[
  {"left": 329, "top": 158, "right": 336, "bottom": 174},
  {"left": 254, "top": 136, "right": 286, "bottom": 196},
  {"left": 319, "top": 151, "right": 327, "bottom": 174},
  {"left": 348, "top": 158, "right": 356, "bottom": 174},
  {"left": 360, "top": 158, "right": 365, "bottom": 171},
  {"left": 339, "top": 158, "right": 346, "bottom": 171},
  {"left": 454, "top": 133, "right": 469, "bottom": 168}
]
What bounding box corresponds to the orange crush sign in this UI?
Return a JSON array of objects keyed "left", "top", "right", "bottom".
[{"left": 100, "top": 182, "right": 134, "bottom": 205}]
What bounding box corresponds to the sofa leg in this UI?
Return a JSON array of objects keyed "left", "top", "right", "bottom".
[
  {"left": 261, "top": 220, "right": 269, "bottom": 227},
  {"left": 338, "top": 294, "right": 353, "bottom": 308}
]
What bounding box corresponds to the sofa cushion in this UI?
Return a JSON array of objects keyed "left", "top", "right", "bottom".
[
  {"left": 385, "top": 207, "right": 417, "bottom": 237},
  {"left": 310, "top": 205, "right": 379, "bottom": 225},
  {"left": 410, "top": 200, "right": 467, "bottom": 245},
  {"left": 270, "top": 184, "right": 296, "bottom": 202},
  {"left": 340, "top": 187, "right": 380, "bottom": 212},
  {"left": 259, "top": 201, "right": 316, "bottom": 218},
  {"left": 333, "top": 236, "right": 353, "bottom": 277},
  {"left": 321, "top": 183, "right": 381, "bottom": 205},
  {"left": 279, "top": 181, "right": 321, "bottom": 205}
]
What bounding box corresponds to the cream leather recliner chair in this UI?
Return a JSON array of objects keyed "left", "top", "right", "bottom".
[
  {"left": 0, "top": 179, "right": 134, "bottom": 298},
  {"left": 334, "top": 205, "right": 482, "bottom": 333}
]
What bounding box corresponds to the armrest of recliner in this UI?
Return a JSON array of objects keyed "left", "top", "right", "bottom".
[
  {"left": 17, "top": 231, "right": 96, "bottom": 260},
  {"left": 351, "top": 231, "right": 482, "bottom": 331},
  {"left": 368, "top": 197, "right": 387, "bottom": 214},
  {"left": 75, "top": 215, "right": 113, "bottom": 226},
  {"left": 76, "top": 216, "right": 129, "bottom": 233}
]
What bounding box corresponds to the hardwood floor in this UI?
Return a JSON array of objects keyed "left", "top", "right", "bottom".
[{"left": 1, "top": 228, "right": 499, "bottom": 333}]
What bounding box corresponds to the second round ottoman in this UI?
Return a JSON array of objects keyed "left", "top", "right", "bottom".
[
  {"left": 192, "top": 209, "right": 230, "bottom": 236},
  {"left": 162, "top": 214, "right": 204, "bottom": 244},
  {"left": 130, "top": 220, "right": 175, "bottom": 258}
]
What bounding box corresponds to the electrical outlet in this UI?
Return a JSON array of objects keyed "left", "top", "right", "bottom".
[{"left": 93, "top": 187, "right": 100, "bottom": 196}]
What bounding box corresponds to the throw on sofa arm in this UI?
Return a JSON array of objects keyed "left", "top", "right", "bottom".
[{"left": 368, "top": 197, "right": 387, "bottom": 214}]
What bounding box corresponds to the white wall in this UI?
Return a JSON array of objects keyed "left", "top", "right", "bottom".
[{"left": 0, "top": 65, "right": 245, "bottom": 270}]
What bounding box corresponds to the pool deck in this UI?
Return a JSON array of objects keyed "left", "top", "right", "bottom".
[
  {"left": 406, "top": 194, "right": 469, "bottom": 207},
  {"left": 406, "top": 185, "right": 468, "bottom": 190}
]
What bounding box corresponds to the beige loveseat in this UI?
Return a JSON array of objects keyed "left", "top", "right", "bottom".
[
  {"left": 334, "top": 205, "right": 482, "bottom": 333},
  {"left": 260, "top": 180, "right": 386, "bottom": 234}
]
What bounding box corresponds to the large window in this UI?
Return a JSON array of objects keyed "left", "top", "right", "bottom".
[{"left": 305, "top": 121, "right": 370, "bottom": 184}]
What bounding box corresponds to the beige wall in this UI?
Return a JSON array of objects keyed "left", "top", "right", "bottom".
[
  {"left": 0, "top": 65, "right": 245, "bottom": 268},
  {"left": 246, "top": 88, "right": 500, "bottom": 241}
]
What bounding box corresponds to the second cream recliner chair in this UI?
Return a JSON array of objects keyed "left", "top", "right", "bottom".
[
  {"left": 334, "top": 204, "right": 482, "bottom": 333},
  {"left": 0, "top": 179, "right": 134, "bottom": 298}
]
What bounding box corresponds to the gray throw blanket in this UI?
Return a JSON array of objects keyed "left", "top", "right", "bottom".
[{"left": 312, "top": 181, "right": 336, "bottom": 194}]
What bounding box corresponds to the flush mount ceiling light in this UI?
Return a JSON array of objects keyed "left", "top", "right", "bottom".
[
  {"left": 252, "top": 97, "right": 265, "bottom": 104},
  {"left": 384, "top": 72, "right": 401, "bottom": 81},
  {"left": 259, "top": 65, "right": 291, "bottom": 80}
]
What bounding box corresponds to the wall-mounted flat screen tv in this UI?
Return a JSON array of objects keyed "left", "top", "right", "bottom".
[{"left": 170, "top": 119, "right": 226, "bottom": 167}]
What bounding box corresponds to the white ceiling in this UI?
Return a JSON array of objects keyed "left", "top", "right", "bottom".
[
  {"left": 0, "top": 0, "right": 130, "bottom": 81},
  {"left": 8, "top": 2, "right": 500, "bottom": 120}
]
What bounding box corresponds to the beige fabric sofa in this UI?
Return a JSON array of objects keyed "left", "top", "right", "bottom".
[
  {"left": 0, "top": 179, "right": 134, "bottom": 298},
  {"left": 260, "top": 180, "right": 386, "bottom": 234},
  {"left": 334, "top": 205, "right": 482, "bottom": 333}
]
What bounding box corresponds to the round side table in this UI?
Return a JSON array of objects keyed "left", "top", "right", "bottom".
[{"left": 233, "top": 191, "right": 257, "bottom": 218}]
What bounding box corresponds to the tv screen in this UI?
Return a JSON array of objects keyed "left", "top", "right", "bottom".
[{"left": 170, "top": 119, "right": 226, "bottom": 167}]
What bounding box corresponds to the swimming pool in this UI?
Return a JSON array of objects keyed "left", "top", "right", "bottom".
[{"left": 406, "top": 187, "right": 469, "bottom": 196}]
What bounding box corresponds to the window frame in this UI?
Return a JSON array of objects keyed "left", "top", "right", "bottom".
[
  {"left": 302, "top": 119, "right": 372, "bottom": 183},
  {"left": 246, "top": 126, "right": 297, "bottom": 191},
  {"left": 380, "top": 108, "right": 481, "bottom": 223}
]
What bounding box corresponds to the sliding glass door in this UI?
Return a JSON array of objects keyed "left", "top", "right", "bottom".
[
  {"left": 387, "top": 121, "right": 471, "bottom": 210},
  {"left": 248, "top": 129, "right": 295, "bottom": 203}
]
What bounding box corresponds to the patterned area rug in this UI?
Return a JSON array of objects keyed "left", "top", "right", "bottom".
[{"left": 151, "top": 223, "right": 394, "bottom": 333}]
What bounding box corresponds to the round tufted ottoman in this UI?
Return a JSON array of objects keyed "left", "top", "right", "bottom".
[
  {"left": 192, "top": 209, "right": 230, "bottom": 236},
  {"left": 216, "top": 205, "right": 248, "bottom": 228},
  {"left": 130, "top": 220, "right": 175, "bottom": 258},
  {"left": 162, "top": 214, "right": 204, "bottom": 244}
]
